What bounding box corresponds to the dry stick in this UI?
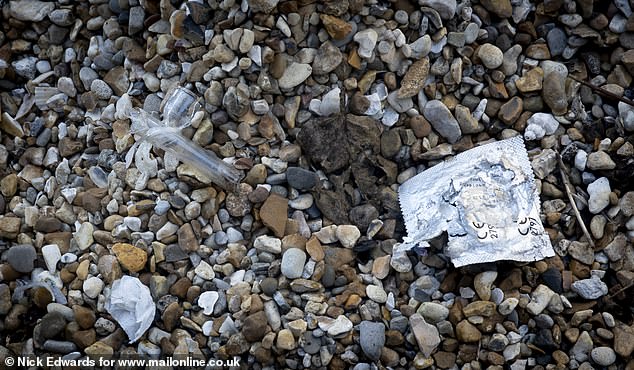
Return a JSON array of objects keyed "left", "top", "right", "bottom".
[
  {"left": 567, "top": 74, "right": 634, "bottom": 107},
  {"left": 557, "top": 153, "right": 595, "bottom": 248},
  {"left": 608, "top": 281, "right": 634, "bottom": 299}
]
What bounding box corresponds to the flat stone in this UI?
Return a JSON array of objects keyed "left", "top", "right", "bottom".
[
  {"left": 112, "top": 243, "right": 147, "bottom": 272},
  {"left": 587, "top": 177, "right": 611, "bottom": 214},
  {"left": 7, "top": 245, "right": 37, "bottom": 273},
  {"left": 409, "top": 313, "right": 440, "bottom": 357},
  {"left": 478, "top": 43, "right": 504, "bottom": 69},
  {"left": 278, "top": 63, "right": 312, "bottom": 89},
  {"left": 397, "top": 57, "right": 429, "bottom": 98},
  {"left": 417, "top": 302, "right": 449, "bottom": 323},
  {"left": 456, "top": 320, "right": 481, "bottom": 343},
  {"left": 359, "top": 321, "right": 385, "bottom": 361},
  {"left": 281, "top": 248, "right": 306, "bottom": 279},
  {"left": 423, "top": 100, "right": 462, "bottom": 143},
  {"left": 260, "top": 194, "right": 288, "bottom": 238},
  {"left": 10, "top": 0, "right": 55, "bottom": 21},
  {"left": 420, "top": 0, "right": 457, "bottom": 19}
]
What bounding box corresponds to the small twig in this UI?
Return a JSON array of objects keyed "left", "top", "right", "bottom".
[
  {"left": 567, "top": 74, "right": 634, "bottom": 107},
  {"left": 607, "top": 281, "right": 634, "bottom": 299},
  {"left": 557, "top": 153, "right": 595, "bottom": 248}
]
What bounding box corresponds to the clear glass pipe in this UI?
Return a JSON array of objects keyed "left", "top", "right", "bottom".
[{"left": 126, "top": 87, "right": 243, "bottom": 191}]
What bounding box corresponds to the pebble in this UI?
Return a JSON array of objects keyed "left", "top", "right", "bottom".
[
  {"left": 409, "top": 313, "right": 440, "bottom": 357},
  {"left": 278, "top": 63, "right": 312, "bottom": 89},
  {"left": 281, "top": 248, "right": 306, "bottom": 279},
  {"left": 198, "top": 291, "right": 219, "bottom": 315},
  {"left": 7, "top": 244, "right": 37, "bottom": 273},
  {"left": 587, "top": 177, "right": 611, "bottom": 214},
  {"left": 591, "top": 347, "right": 616, "bottom": 366},
  {"left": 478, "top": 44, "right": 504, "bottom": 69},
  {"left": 359, "top": 321, "right": 385, "bottom": 361},
  {"left": 354, "top": 29, "right": 378, "bottom": 59},
  {"left": 83, "top": 277, "right": 104, "bottom": 299},
  {"left": 571, "top": 276, "right": 609, "bottom": 299},
  {"left": 423, "top": 100, "right": 462, "bottom": 143},
  {"left": 417, "top": 302, "right": 449, "bottom": 323},
  {"left": 336, "top": 225, "right": 360, "bottom": 248},
  {"left": 524, "top": 113, "right": 559, "bottom": 141}
]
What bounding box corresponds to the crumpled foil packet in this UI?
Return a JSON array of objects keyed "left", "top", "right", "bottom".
[{"left": 396, "top": 136, "right": 555, "bottom": 268}]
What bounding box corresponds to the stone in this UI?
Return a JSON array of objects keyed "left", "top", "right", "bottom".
[
  {"left": 42, "top": 244, "right": 61, "bottom": 273},
  {"left": 198, "top": 291, "right": 219, "bottom": 315},
  {"left": 515, "top": 67, "right": 543, "bottom": 93},
  {"left": 7, "top": 245, "right": 37, "bottom": 273},
  {"left": 248, "top": 0, "right": 279, "bottom": 13},
  {"left": 75, "top": 222, "right": 94, "bottom": 250},
  {"left": 313, "top": 41, "right": 343, "bottom": 75},
  {"left": 287, "top": 168, "right": 318, "bottom": 190},
  {"left": 586, "top": 151, "right": 616, "bottom": 170},
  {"left": 336, "top": 225, "right": 360, "bottom": 248},
  {"left": 498, "top": 97, "right": 523, "bottom": 125},
  {"left": 254, "top": 235, "right": 282, "bottom": 253},
  {"left": 614, "top": 324, "right": 634, "bottom": 357},
  {"left": 91, "top": 79, "right": 113, "bottom": 100},
  {"left": 83, "top": 277, "right": 104, "bottom": 299},
  {"left": 398, "top": 57, "right": 430, "bottom": 98},
  {"left": 281, "top": 248, "right": 306, "bottom": 279},
  {"left": 423, "top": 100, "right": 462, "bottom": 143},
  {"left": 420, "top": 0, "right": 457, "bottom": 19},
  {"left": 73, "top": 305, "right": 96, "bottom": 329},
  {"left": 541, "top": 61, "right": 568, "bottom": 115},
  {"left": 277, "top": 328, "right": 296, "bottom": 350},
  {"left": 320, "top": 14, "right": 352, "bottom": 40},
  {"left": 478, "top": 44, "right": 504, "bottom": 69},
  {"left": 417, "top": 302, "right": 449, "bottom": 323},
  {"left": 480, "top": 0, "right": 512, "bottom": 18},
  {"left": 571, "top": 277, "right": 608, "bottom": 299},
  {"left": 474, "top": 271, "right": 497, "bottom": 301},
  {"left": 112, "top": 243, "right": 147, "bottom": 272},
  {"left": 0, "top": 217, "right": 21, "bottom": 239},
  {"left": 366, "top": 285, "right": 387, "bottom": 303},
  {"left": 278, "top": 63, "right": 312, "bottom": 89},
  {"left": 524, "top": 113, "right": 559, "bottom": 141},
  {"left": 456, "top": 320, "right": 481, "bottom": 343},
  {"left": 260, "top": 194, "right": 288, "bottom": 238},
  {"left": 526, "top": 285, "right": 555, "bottom": 315},
  {"left": 354, "top": 29, "right": 378, "bottom": 59},
  {"left": 359, "top": 321, "right": 385, "bottom": 361},
  {"left": 591, "top": 347, "right": 616, "bottom": 366},
  {"left": 409, "top": 313, "right": 440, "bottom": 357},
  {"left": 242, "top": 311, "right": 268, "bottom": 341},
  {"left": 587, "top": 177, "right": 611, "bottom": 214},
  {"left": 570, "top": 331, "right": 593, "bottom": 362},
  {"left": 498, "top": 298, "right": 519, "bottom": 315},
  {"left": 178, "top": 223, "right": 198, "bottom": 252},
  {"left": 326, "top": 315, "right": 353, "bottom": 336},
  {"left": 9, "top": 0, "right": 55, "bottom": 22}
]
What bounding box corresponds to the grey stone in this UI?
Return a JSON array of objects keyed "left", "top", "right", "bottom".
[
  {"left": 571, "top": 277, "right": 608, "bottom": 299},
  {"left": 359, "top": 321, "right": 385, "bottom": 361},
  {"left": 286, "top": 167, "right": 318, "bottom": 190},
  {"left": 420, "top": 0, "right": 457, "bottom": 19},
  {"left": 7, "top": 245, "right": 37, "bottom": 273},
  {"left": 423, "top": 100, "right": 462, "bottom": 143},
  {"left": 281, "top": 248, "right": 306, "bottom": 279},
  {"left": 10, "top": 0, "right": 55, "bottom": 22}
]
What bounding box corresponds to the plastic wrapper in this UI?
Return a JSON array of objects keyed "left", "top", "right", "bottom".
[
  {"left": 126, "top": 87, "right": 243, "bottom": 191},
  {"left": 105, "top": 276, "right": 156, "bottom": 343},
  {"left": 397, "top": 136, "right": 555, "bottom": 267}
]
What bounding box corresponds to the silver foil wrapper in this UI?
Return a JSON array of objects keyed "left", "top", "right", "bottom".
[{"left": 396, "top": 136, "right": 555, "bottom": 267}]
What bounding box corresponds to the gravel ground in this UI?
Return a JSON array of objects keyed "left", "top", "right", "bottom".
[{"left": 2, "top": 0, "right": 634, "bottom": 369}]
